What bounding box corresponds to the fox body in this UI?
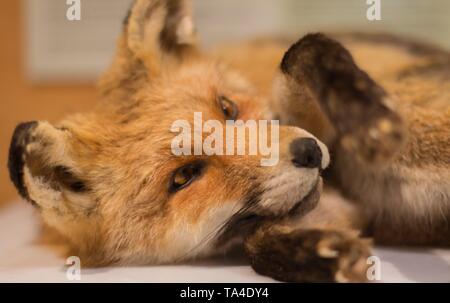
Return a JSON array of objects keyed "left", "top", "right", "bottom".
[
  {"left": 8, "top": 0, "right": 450, "bottom": 282},
  {"left": 222, "top": 33, "right": 450, "bottom": 246}
]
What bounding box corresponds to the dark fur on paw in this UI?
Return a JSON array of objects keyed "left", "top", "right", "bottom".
[
  {"left": 245, "top": 227, "right": 372, "bottom": 282},
  {"left": 281, "top": 33, "right": 406, "bottom": 164}
]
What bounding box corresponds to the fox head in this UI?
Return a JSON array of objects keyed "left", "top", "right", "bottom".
[{"left": 8, "top": 0, "right": 329, "bottom": 265}]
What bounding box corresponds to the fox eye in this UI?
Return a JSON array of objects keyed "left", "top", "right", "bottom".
[
  {"left": 169, "top": 161, "right": 205, "bottom": 193},
  {"left": 218, "top": 96, "right": 238, "bottom": 120}
]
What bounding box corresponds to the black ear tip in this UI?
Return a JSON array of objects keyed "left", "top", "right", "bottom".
[
  {"left": 298, "top": 32, "right": 326, "bottom": 43},
  {"left": 122, "top": 6, "right": 132, "bottom": 27},
  {"left": 8, "top": 121, "right": 38, "bottom": 205},
  {"left": 281, "top": 33, "right": 326, "bottom": 74},
  {"left": 281, "top": 32, "right": 348, "bottom": 73}
]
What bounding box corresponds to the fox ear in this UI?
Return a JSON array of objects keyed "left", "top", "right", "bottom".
[
  {"left": 124, "top": 0, "right": 197, "bottom": 73},
  {"left": 8, "top": 121, "right": 94, "bottom": 214},
  {"left": 99, "top": 0, "right": 198, "bottom": 98}
]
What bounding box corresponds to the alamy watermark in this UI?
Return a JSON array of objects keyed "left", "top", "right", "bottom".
[
  {"left": 170, "top": 112, "right": 280, "bottom": 166},
  {"left": 66, "top": 256, "right": 81, "bottom": 281},
  {"left": 65, "top": 1, "right": 382, "bottom": 23},
  {"left": 66, "top": 0, "right": 81, "bottom": 21},
  {"left": 64, "top": 254, "right": 381, "bottom": 281},
  {"left": 366, "top": 255, "right": 382, "bottom": 281},
  {"left": 366, "top": 0, "right": 382, "bottom": 21}
]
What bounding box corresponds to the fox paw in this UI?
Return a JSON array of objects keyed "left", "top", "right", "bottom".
[{"left": 246, "top": 229, "right": 372, "bottom": 283}]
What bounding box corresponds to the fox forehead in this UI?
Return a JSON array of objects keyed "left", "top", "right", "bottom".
[{"left": 66, "top": 61, "right": 262, "bottom": 155}]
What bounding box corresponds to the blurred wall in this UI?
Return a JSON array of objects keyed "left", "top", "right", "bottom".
[{"left": 0, "top": 1, "right": 96, "bottom": 206}]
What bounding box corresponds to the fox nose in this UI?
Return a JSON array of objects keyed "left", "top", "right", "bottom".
[{"left": 290, "top": 137, "right": 323, "bottom": 169}]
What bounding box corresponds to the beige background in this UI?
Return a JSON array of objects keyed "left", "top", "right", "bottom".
[{"left": 0, "top": 1, "right": 96, "bottom": 207}]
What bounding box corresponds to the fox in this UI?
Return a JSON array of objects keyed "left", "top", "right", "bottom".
[{"left": 7, "top": 0, "right": 450, "bottom": 282}]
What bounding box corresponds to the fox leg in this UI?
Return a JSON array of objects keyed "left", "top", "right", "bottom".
[
  {"left": 335, "top": 105, "right": 450, "bottom": 245},
  {"left": 275, "top": 33, "right": 450, "bottom": 245},
  {"left": 277, "top": 33, "right": 406, "bottom": 165}
]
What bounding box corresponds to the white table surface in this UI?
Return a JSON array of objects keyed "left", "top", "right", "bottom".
[{"left": 1, "top": 201, "right": 449, "bottom": 283}]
